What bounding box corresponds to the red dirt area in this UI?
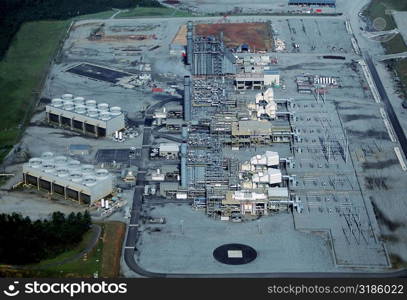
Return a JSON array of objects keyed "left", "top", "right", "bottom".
[{"left": 195, "top": 22, "right": 272, "bottom": 51}]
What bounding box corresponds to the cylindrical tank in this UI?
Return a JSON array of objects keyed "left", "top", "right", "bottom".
[
  {"left": 63, "top": 102, "right": 74, "bottom": 111},
  {"left": 29, "top": 157, "right": 43, "bottom": 168},
  {"left": 74, "top": 105, "right": 86, "bottom": 114},
  {"left": 87, "top": 108, "right": 99, "bottom": 118},
  {"left": 81, "top": 164, "right": 95, "bottom": 176},
  {"left": 72, "top": 97, "right": 85, "bottom": 104},
  {"left": 85, "top": 99, "right": 97, "bottom": 107},
  {"left": 61, "top": 94, "right": 73, "bottom": 100},
  {"left": 99, "top": 111, "right": 111, "bottom": 121},
  {"left": 69, "top": 171, "right": 83, "bottom": 183},
  {"left": 54, "top": 156, "right": 68, "bottom": 167},
  {"left": 51, "top": 98, "right": 64, "bottom": 108},
  {"left": 41, "top": 152, "right": 54, "bottom": 159},
  {"left": 97, "top": 103, "right": 109, "bottom": 111},
  {"left": 95, "top": 169, "right": 109, "bottom": 180},
  {"left": 56, "top": 168, "right": 69, "bottom": 177},
  {"left": 110, "top": 106, "right": 122, "bottom": 116},
  {"left": 83, "top": 176, "right": 97, "bottom": 187}
]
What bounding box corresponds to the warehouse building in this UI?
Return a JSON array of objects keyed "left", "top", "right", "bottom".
[
  {"left": 45, "top": 94, "right": 125, "bottom": 137},
  {"left": 288, "top": 0, "right": 336, "bottom": 7},
  {"left": 23, "top": 152, "right": 113, "bottom": 204}
]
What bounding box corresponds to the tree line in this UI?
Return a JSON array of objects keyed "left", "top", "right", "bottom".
[
  {"left": 0, "top": 211, "right": 92, "bottom": 265},
  {"left": 0, "top": 0, "right": 162, "bottom": 59}
]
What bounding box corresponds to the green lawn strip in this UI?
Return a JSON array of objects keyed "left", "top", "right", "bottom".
[
  {"left": 0, "top": 20, "right": 69, "bottom": 163},
  {"left": 117, "top": 7, "right": 194, "bottom": 18}
]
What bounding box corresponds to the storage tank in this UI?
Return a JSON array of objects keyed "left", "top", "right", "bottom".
[
  {"left": 87, "top": 108, "right": 99, "bottom": 118},
  {"left": 74, "top": 105, "right": 86, "bottom": 114},
  {"left": 97, "top": 103, "right": 109, "bottom": 111},
  {"left": 85, "top": 99, "right": 97, "bottom": 107},
  {"left": 99, "top": 111, "right": 111, "bottom": 121},
  {"left": 69, "top": 171, "right": 83, "bottom": 183},
  {"left": 56, "top": 168, "right": 69, "bottom": 178},
  {"left": 61, "top": 94, "right": 74, "bottom": 100},
  {"left": 110, "top": 106, "right": 122, "bottom": 116},
  {"left": 83, "top": 176, "right": 97, "bottom": 187},
  {"left": 42, "top": 161, "right": 56, "bottom": 173},
  {"left": 73, "top": 97, "right": 85, "bottom": 106},
  {"left": 29, "top": 158, "right": 43, "bottom": 168},
  {"left": 51, "top": 98, "right": 64, "bottom": 108},
  {"left": 54, "top": 156, "right": 68, "bottom": 167},
  {"left": 63, "top": 102, "right": 74, "bottom": 111},
  {"left": 81, "top": 164, "right": 95, "bottom": 176},
  {"left": 41, "top": 152, "right": 54, "bottom": 160},
  {"left": 95, "top": 169, "right": 109, "bottom": 180},
  {"left": 67, "top": 159, "right": 81, "bottom": 171}
]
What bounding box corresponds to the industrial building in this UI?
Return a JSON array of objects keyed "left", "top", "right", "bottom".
[
  {"left": 45, "top": 94, "right": 125, "bottom": 137},
  {"left": 288, "top": 0, "right": 336, "bottom": 7},
  {"left": 186, "top": 21, "right": 237, "bottom": 76},
  {"left": 235, "top": 70, "right": 280, "bottom": 90},
  {"left": 22, "top": 152, "right": 113, "bottom": 204}
]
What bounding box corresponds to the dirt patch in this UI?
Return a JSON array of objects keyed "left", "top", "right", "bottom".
[
  {"left": 101, "top": 221, "right": 126, "bottom": 278},
  {"left": 195, "top": 22, "right": 272, "bottom": 51}
]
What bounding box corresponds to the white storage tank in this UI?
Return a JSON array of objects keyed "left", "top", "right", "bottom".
[
  {"left": 63, "top": 102, "right": 74, "bottom": 111},
  {"left": 61, "top": 94, "right": 74, "bottom": 100},
  {"left": 81, "top": 164, "right": 95, "bottom": 176},
  {"left": 42, "top": 161, "right": 56, "bottom": 173},
  {"left": 95, "top": 169, "right": 109, "bottom": 180},
  {"left": 56, "top": 168, "right": 70, "bottom": 178},
  {"left": 73, "top": 97, "right": 85, "bottom": 106},
  {"left": 87, "top": 108, "right": 99, "bottom": 118},
  {"left": 54, "top": 156, "right": 68, "bottom": 167},
  {"left": 69, "top": 171, "right": 83, "bottom": 183},
  {"left": 97, "top": 103, "right": 109, "bottom": 111},
  {"left": 99, "top": 111, "right": 111, "bottom": 121},
  {"left": 29, "top": 158, "right": 43, "bottom": 168},
  {"left": 110, "top": 106, "right": 122, "bottom": 116},
  {"left": 51, "top": 98, "right": 64, "bottom": 108},
  {"left": 41, "top": 152, "right": 54, "bottom": 160},
  {"left": 85, "top": 99, "right": 97, "bottom": 107},
  {"left": 83, "top": 176, "right": 97, "bottom": 187},
  {"left": 74, "top": 105, "right": 87, "bottom": 114}
]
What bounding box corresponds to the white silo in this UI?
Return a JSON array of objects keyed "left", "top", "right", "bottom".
[
  {"left": 61, "top": 94, "right": 74, "bottom": 100},
  {"left": 51, "top": 98, "right": 64, "bottom": 108}
]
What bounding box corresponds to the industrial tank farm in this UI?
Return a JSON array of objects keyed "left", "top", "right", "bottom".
[{"left": 2, "top": 0, "right": 407, "bottom": 277}]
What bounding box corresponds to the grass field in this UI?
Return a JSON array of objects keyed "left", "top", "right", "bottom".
[
  {"left": 365, "top": 0, "right": 407, "bottom": 100},
  {"left": 0, "top": 221, "right": 125, "bottom": 277},
  {"left": 0, "top": 20, "right": 69, "bottom": 163},
  {"left": 100, "top": 221, "right": 126, "bottom": 278},
  {"left": 117, "top": 7, "right": 194, "bottom": 18}
]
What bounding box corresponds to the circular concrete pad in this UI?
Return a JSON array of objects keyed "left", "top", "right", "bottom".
[{"left": 213, "top": 243, "right": 257, "bottom": 265}]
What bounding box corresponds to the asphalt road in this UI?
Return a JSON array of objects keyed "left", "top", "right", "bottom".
[{"left": 364, "top": 53, "right": 407, "bottom": 158}]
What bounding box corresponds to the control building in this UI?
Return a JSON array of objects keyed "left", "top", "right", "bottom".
[
  {"left": 23, "top": 152, "right": 113, "bottom": 204},
  {"left": 46, "top": 94, "right": 125, "bottom": 137}
]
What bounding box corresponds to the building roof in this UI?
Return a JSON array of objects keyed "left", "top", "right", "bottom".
[
  {"left": 264, "top": 70, "right": 280, "bottom": 75},
  {"left": 159, "top": 143, "right": 179, "bottom": 152},
  {"left": 232, "top": 120, "right": 273, "bottom": 136}
]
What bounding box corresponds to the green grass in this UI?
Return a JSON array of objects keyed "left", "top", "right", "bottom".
[
  {"left": 117, "top": 7, "right": 194, "bottom": 18},
  {"left": 72, "top": 9, "right": 117, "bottom": 20},
  {"left": 13, "top": 227, "right": 101, "bottom": 277},
  {"left": 0, "top": 20, "right": 69, "bottom": 163}
]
